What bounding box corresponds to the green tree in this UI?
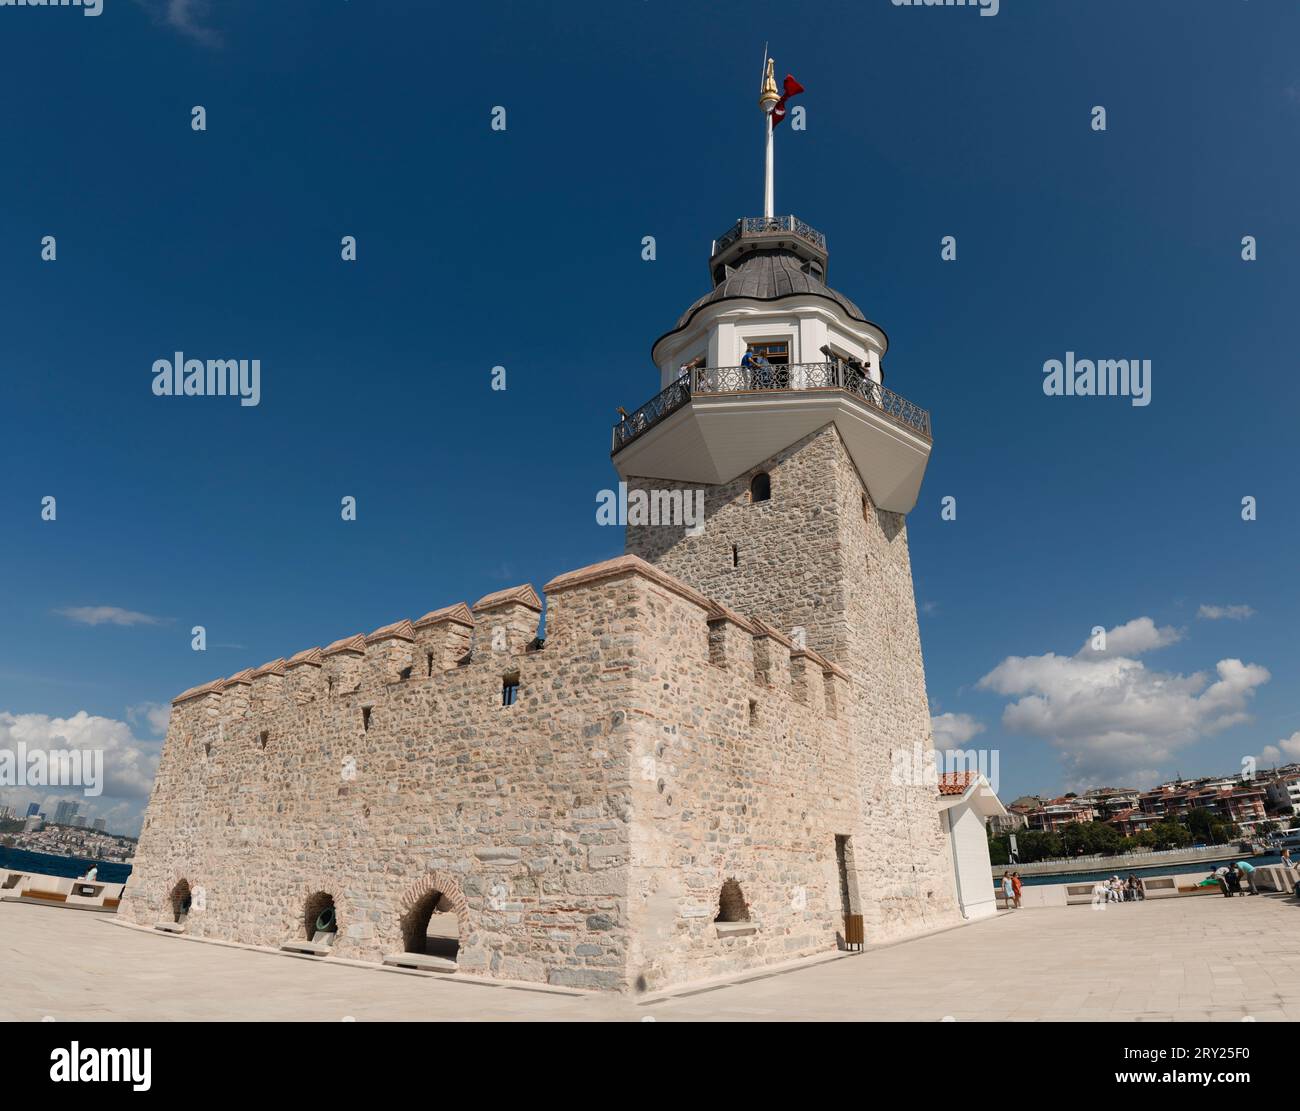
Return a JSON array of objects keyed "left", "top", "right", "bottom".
[
  {"left": 1184, "top": 807, "right": 1222, "bottom": 844},
  {"left": 988, "top": 832, "right": 1009, "bottom": 866},
  {"left": 1151, "top": 820, "right": 1192, "bottom": 850},
  {"left": 1015, "top": 829, "right": 1062, "bottom": 864},
  {"left": 1060, "top": 820, "right": 1123, "bottom": 857}
]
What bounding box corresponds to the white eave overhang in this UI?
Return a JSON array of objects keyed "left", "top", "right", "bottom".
[
  {"left": 937, "top": 775, "right": 1008, "bottom": 819},
  {"left": 611, "top": 390, "right": 932, "bottom": 514}
]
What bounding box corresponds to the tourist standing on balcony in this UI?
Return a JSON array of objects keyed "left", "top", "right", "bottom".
[
  {"left": 1000, "top": 871, "right": 1014, "bottom": 909},
  {"left": 742, "top": 346, "right": 773, "bottom": 390}
]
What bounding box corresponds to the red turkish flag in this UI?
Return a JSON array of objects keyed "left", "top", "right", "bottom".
[{"left": 771, "top": 75, "right": 805, "bottom": 127}]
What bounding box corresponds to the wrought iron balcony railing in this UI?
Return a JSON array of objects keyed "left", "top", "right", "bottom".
[
  {"left": 712, "top": 215, "right": 827, "bottom": 257},
  {"left": 611, "top": 361, "right": 932, "bottom": 454}
]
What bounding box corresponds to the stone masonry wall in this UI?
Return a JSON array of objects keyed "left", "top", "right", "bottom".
[
  {"left": 121, "top": 573, "right": 645, "bottom": 991},
  {"left": 625, "top": 422, "right": 960, "bottom": 944},
  {"left": 120, "top": 556, "right": 859, "bottom": 992},
  {"left": 621, "top": 578, "right": 859, "bottom": 991}
]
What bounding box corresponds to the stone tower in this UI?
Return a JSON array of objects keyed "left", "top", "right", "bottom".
[{"left": 613, "top": 211, "right": 958, "bottom": 941}]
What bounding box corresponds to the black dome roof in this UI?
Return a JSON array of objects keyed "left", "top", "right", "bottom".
[{"left": 665, "top": 248, "right": 870, "bottom": 337}]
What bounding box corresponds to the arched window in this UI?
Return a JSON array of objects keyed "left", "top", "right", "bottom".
[
  {"left": 750, "top": 472, "right": 771, "bottom": 503},
  {"left": 304, "top": 891, "right": 337, "bottom": 940},
  {"left": 715, "top": 878, "right": 750, "bottom": 923},
  {"left": 169, "top": 878, "right": 192, "bottom": 923}
]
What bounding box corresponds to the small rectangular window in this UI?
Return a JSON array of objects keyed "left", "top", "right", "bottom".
[
  {"left": 362, "top": 706, "right": 372, "bottom": 731},
  {"left": 502, "top": 675, "right": 520, "bottom": 707}
]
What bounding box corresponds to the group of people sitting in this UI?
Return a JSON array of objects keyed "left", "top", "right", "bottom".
[{"left": 1093, "top": 874, "right": 1146, "bottom": 903}]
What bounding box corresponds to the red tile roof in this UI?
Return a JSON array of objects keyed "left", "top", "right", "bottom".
[{"left": 938, "top": 771, "right": 978, "bottom": 796}]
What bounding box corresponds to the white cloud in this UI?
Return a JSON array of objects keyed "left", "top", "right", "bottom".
[
  {"left": 1197, "top": 604, "right": 1256, "bottom": 621},
  {"left": 1258, "top": 732, "right": 1300, "bottom": 766},
  {"left": 0, "top": 710, "right": 161, "bottom": 835},
  {"left": 931, "top": 712, "right": 985, "bottom": 747},
  {"left": 978, "top": 618, "right": 1270, "bottom": 784},
  {"left": 127, "top": 701, "right": 171, "bottom": 736},
  {"left": 134, "top": 0, "right": 222, "bottom": 46},
  {"left": 55, "top": 606, "right": 165, "bottom": 627},
  {"left": 1076, "top": 616, "right": 1181, "bottom": 658}
]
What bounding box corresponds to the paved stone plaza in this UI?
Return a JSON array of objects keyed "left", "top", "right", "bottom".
[{"left": 5, "top": 892, "right": 1300, "bottom": 1021}]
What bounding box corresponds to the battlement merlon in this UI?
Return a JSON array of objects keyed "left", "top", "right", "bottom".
[
  {"left": 167, "top": 555, "right": 852, "bottom": 715},
  {"left": 413, "top": 603, "right": 474, "bottom": 671},
  {"left": 470, "top": 584, "right": 542, "bottom": 656}
]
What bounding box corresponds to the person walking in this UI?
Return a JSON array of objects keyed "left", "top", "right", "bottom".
[
  {"left": 1001, "top": 871, "right": 1014, "bottom": 909},
  {"left": 1011, "top": 871, "right": 1023, "bottom": 909}
]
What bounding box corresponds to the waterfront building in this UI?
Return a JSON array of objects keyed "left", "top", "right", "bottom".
[
  {"left": 1027, "top": 796, "right": 1100, "bottom": 831},
  {"left": 120, "top": 60, "right": 965, "bottom": 992}
]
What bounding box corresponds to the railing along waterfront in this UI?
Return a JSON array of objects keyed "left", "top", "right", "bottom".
[
  {"left": 713, "top": 215, "right": 827, "bottom": 256},
  {"left": 612, "top": 361, "right": 932, "bottom": 453}
]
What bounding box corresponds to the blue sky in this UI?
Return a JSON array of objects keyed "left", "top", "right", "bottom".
[{"left": 1, "top": 0, "right": 1297, "bottom": 833}]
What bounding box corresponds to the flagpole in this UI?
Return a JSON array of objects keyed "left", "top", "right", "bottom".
[
  {"left": 759, "top": 57, "right": 779, "bottom": 219},
  {"left": 764, "top": 112, "right": 774, "bottom": 218}
]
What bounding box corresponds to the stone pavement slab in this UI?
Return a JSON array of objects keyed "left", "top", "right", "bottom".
[{"left": 4, "top": 892, "right": 1298, "bottom": 1021}]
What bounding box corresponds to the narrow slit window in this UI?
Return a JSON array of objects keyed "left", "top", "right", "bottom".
[
  {"left": 502, "top": 674, "right": 520, "bottom": 707},
  {"left": 362, "top": 706, "right": 372, "bottom": 731},
  {"left": 732, "top": 544, "right": 739, "bottom": 568}
]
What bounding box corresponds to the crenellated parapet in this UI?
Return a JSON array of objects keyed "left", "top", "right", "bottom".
[{"left": 166, "top": 558, "right": 852, "bottom": 729}]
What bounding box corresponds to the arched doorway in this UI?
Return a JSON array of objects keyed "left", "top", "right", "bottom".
[
  {"left": 399, "top": 888, "right": 460, "bottom": 960},
  {"left": 303, "top": 891, "right": 338, "bottom": 942},
  {"left": 395, "top": 872, "right": 467, "bottom": 964},
  {"left": 169, "top": 878, "right": 192, "bottom": 924}
]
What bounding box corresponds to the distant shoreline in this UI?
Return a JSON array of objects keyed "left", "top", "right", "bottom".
[{"left": 1006, "top": 851, "right": 1287, "bottom": 888}]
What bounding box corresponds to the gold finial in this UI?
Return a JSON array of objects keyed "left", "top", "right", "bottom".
[{"left": 759, "top": 57, "right": 779, "bottom": 112}]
